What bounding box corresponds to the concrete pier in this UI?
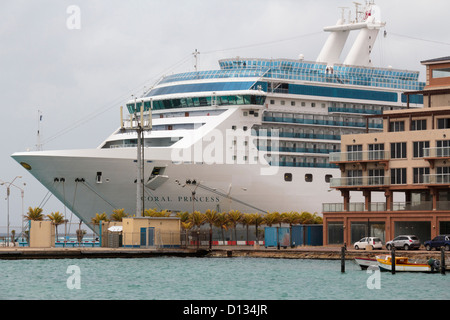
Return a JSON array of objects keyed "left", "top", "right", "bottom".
[{"left": 0, "top": 246, "right": 447, "bottom": 263}]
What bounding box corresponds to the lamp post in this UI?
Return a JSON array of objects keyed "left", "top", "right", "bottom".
[
  {"left": 0, "top": 176, "right": 23, "bottom": 245},
  {"left": 119, "top": 98, "right": 152, "bottom": 217}
]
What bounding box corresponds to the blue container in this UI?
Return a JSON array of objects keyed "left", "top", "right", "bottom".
[
  {"left": 291, "top": 225, "right": 304, "bottom": 246},
  {"left": 264, "top": 227, "right": 290, "bottom": 248},
  {"left": 306, "top": 225, "right": 323, "bottom": 246},
  {"left": 291, "top": 225, "right": 323, "bottom": 246}
]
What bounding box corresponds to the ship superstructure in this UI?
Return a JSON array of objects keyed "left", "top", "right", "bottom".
[{"left": 12, "top": 1, "right": 425, "bottom": 230}]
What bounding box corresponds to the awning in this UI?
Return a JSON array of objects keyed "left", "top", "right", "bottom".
[{"left": 108, "top": 226, "right": 123, "bottom": 232}]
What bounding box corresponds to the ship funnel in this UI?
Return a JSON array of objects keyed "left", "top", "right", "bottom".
[
  {"left": 317, "top": 2, "right": 385, "bottom": 67},
  {"left": 316, "top": 18, "right": 350, "bottom": 65}
]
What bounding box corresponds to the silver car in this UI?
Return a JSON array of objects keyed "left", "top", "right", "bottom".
[{"left": 385, "top": 235, "right": 421, "bottom": 250}]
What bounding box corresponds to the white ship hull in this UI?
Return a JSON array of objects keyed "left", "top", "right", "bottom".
[{"left": 12, "top": 147, "right": 343, "bottom": 226}]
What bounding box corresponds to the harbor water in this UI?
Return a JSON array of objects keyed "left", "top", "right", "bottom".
[{"left": 1, "top": 257, "right": 449, "bottom": 300}]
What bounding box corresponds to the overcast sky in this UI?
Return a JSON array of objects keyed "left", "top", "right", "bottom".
[{"left": 0, "top": 0, "right": 449, "bottom": 233}]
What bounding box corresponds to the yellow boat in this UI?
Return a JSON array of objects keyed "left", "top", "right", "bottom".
[{"left": 376, "top": 255, "right": 433, "bottom": 272}]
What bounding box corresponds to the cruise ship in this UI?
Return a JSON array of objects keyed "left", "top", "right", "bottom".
[{"left": 12, "top": 1, "right": 425, "bottom": 230}]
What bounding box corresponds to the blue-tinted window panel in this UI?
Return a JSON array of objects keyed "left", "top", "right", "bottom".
[
  {"left": 401, "top": 94, "right": 424, "bottom": 104},
  {"left": 288, "top": 84, "right": 398, "bottom": 103},
  {"left": 146, "top": 81, "right": 256, "bottom": 97}
]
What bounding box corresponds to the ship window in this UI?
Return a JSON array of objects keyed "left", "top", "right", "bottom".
[
  {"left": 284, "top": 173, "right": 292, "bottom": 182},
  {"left": 305, "top": 174, "right": 313, "bottom": 182},
  {"left": 291, "top": 101, "right": 295, "bottom": 106},
  {"left": 325, "top": 174, "right": 333, "bottom": 183}
]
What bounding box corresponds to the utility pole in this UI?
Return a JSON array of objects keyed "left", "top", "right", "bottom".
[{"left": 120, "top": 99, "right": 152, "bottom": 217}]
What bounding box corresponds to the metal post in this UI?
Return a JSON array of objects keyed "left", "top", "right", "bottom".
[
  {"left": 441, "top": 247, "right": 446, "bottom": 275},
  {"left": 391, "top": 247, "right": 396, "bottom": 275},
  {"left": 341, "top": 244, "right": 346, "bottom": 273}
]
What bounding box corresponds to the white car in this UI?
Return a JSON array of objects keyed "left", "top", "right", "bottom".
[{"left": 354, "top": 237, "right": 383, "bottom": 250}]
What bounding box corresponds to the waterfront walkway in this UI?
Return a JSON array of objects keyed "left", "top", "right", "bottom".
[{"left": 0, "top": 245, "right": 447, "bottom": 262}]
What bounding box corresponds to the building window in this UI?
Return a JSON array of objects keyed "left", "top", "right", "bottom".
[
  {"left": 284, "top": 173, "right": 293, "bottom": 182},
  {"left": 437, "top": 118, "right": 450, "bottom": 129},
  {"left": 368, "top": 169, "right": 384, "bottom": 185},
  {"left": 391, "top": 168, "right": 407, "bottom": 185},
  {"left": 305, "top": 174, "right": 313, "bottom": 182},
  {"left": 413, "top": 141, "right": 430, "bottom": 158},
  {"left": 347, "top": 145, "right": 362, "bottom": 161},
  {"left": 436, "top": 167, "right": 450, "bottom": 183},
  {"left": 391, "top": 142, "right": 407, "bottom": 159},
  {"left": 437, "top": 140, "right": 450, "bottom": 157},
  {"left": 389, "top": 121, "right": 405, "bottom": 132},
  {"left": 368, "top": 143, "right": 385, "bottom": 160},
  {"left": 411, "top": 119, "right": 427, "bottom": 131},
  {"left": 413, "top": 167, "right": 430, "bottom": 184},
  {"left": 432, "top": 67, "right": 450, "bottom": 79},
  {"left": 347, "top": 170, "right": 362, "bottom": 186}
]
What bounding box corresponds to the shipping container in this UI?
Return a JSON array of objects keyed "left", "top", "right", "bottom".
[
  {"left": 264, "top": 227, "right": 290, "bottom": 248},
  {"left": 291, "top": 225, "right": 323, "bottom": 247}
]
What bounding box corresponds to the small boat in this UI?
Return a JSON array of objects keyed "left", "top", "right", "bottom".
[
  {"left": 354, "top": 257, "right": 377, "bottom": 270},
  {"left": 376, "top": 255, "right": 435, "bottom": 272}
]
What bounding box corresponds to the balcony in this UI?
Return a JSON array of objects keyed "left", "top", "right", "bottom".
[
  {"left": 423, "top": 173, "right": 450, "bottom": 185},
  {"left": 329, "top": 150, "right": 390, "bottom": 163},
  {"left": 423, "top": 147, "right": 450, "bottom": 158},
  {"left": 423, "top": 147, "right": 450, "bottom": 168},
  {"left": 330, "top": 176, "right": 390, "bottom": 188},
  {"left": 323, "top": 201, "right": 434, "bottom": 212}
]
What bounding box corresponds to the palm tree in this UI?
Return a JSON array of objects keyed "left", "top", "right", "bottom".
[
  {"left": 181, "top": 221, "right": 193, "bottom": 247},
  {"left": 204, "top": 209, "right": 218, "bottom": 249},
  {"left": 190, "top": 211, "right": 206, "bottom": 248},
  {"left": 214, "top": 212, "right": 231, "bottom": 244},
  {"left": 176, "top": 211, "right": 190, "bottom": 223},
  {"left": 143, "top": 208, "right": 158, "bottom": 217},
  {"left": 263, "top": 211, "right": 281, "bottom": 227},
  {"left": 91, "top": 212, "right": 109, "bottom": 236},
  {"left": 24, "top": 207, "right": 44, "bottom": 221},
  {"left": 227, "top": 210, "right": 242, "bottom": 243},
  {"left": 110, "top": 208, "right": 129, "bottom": 222},
  {"left": 282, "top": 211, "right": 301, "bottom": 247},
  {"left": 251, "top": 213, "right": 264, "bottom": 244},
  {"left": 47, "top": 211, "right": 65, "bottom": 241},
  {"left": 240, "top": 213, "right": 255, "bottom": 245}
]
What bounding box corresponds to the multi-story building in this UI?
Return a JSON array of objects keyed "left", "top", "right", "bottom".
[{"left": 323, "top": 56, "right": 450, "bottom": 246}]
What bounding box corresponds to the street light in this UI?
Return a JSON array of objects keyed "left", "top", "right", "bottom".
[{"left": 0, "top": 176, "right": 22, "bottom": 246}]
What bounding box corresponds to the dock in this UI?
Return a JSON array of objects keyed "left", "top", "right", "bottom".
[{"left": 0, "top": 246, "right": 447, "bottom": 261}]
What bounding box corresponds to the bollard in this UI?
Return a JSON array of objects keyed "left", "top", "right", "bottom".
[
  {"left": 441, "top": 247, "right": 446, "bottom": 275},
  {"left": 227, "top": 250, "right": 232, "bottom": 258},
  {"left": 341, "top": 245, "right": 346, "bottom": 273},
  {"left": 391, "top": 247, "right": 396, "bottom": 275}
]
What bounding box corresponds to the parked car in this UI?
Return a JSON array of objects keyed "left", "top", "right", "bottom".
[
  {"left": 424, "top": 235, "right": 450, "bottom": 251},
  {"left": 354, "top": 237, "right": 383, "bottom": 250},
  {"left": 385, "top": 235, "right": 420, "bottom": 250}
]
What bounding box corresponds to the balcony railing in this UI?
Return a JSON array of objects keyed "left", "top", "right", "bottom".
[
  {"left": 423, "top": 147, "right": 450, "bottom": 158},
  {"left": 330, "top": 176, "right": 390, "bottom": 188},
  {"left": 423, "top": 174, "right": 450, "bottom": 184},
  {"left": 323, "top": 201, "right": 434, "bottom": 212},
  {"left": 329, "top": 151, "right": 389, "bottom": 163}
]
